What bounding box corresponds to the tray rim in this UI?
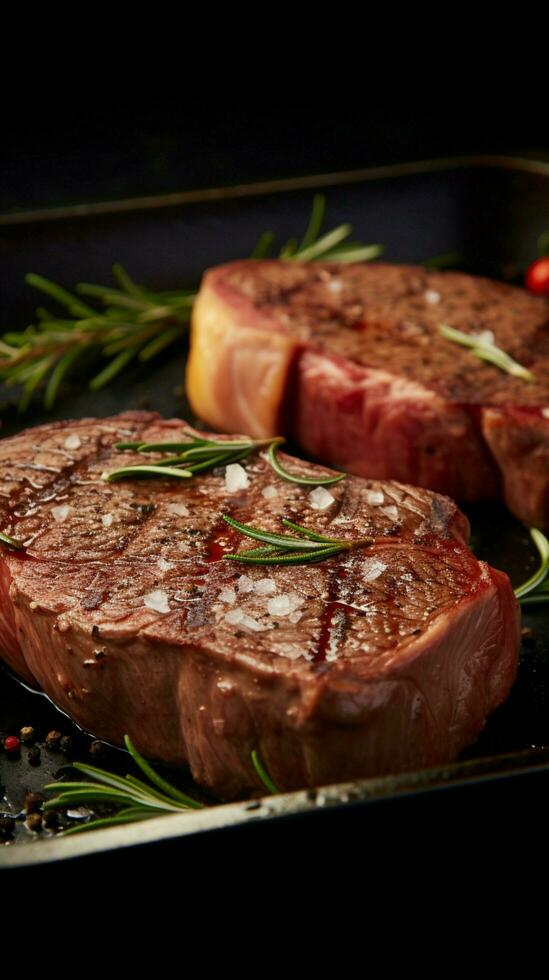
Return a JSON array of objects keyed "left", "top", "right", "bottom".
[
  {"left": 1, "top": 153, "right": 549, "bottom": 228},
  {"left": 5, "top": 745, "right": 549, "bottom": 868},
  {"left": 1, "top": 152, "right": 548, "bottom": 868}
]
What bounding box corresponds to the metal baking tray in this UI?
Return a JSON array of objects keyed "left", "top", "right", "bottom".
[{"left": 1, "top": 155, "right": 549, "bottom": 871}]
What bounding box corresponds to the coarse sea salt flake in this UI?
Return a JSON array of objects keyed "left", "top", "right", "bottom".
[
  {"left": 261, "top": 484, "right": 278, "bottom": 500},
  {"left": 542, "top": 408, "right": 549, "bottom": 419},
  {"left": 268, "top": 595, "right": 291, "bottom": 616},
  {"left": 143, "top": 590, "right": 170, "bottom": 613},
  {"left": 237, "top": 575, "right": 254, "bottom": 593},
  {"left": 166, "top": 502, "right": 189, "bottom": 517},
  {"left": 102, "top": 513, "right": 113, "bottom": 528},
  {"left": 255, "top": 577, "right": 277, "bottom": 595},
  {"left": 52, "top": 505, "right": 71, "bottom": 523},
  {"left": 424, "top": 289, "right": 440, "bottom": 306},
  {"left": 328, "top": 278, "right": 343, "bottom": 294},
  {"left": 63, "top": 434, "right": 81, "bottom": 451},
  {"left": 381, "top": 505, "right": 399, "bottom": 521},
  {"left": 366, "top": 489, "right": 384, "bottom": 506},
  {"left": 158, "top": 557, "right": 172, "bottom": 572},
  {"left": 224, "top": 608, "right": 265, "bottom": 632},
  {"left": 289, "top": 610, "right": 303, "bottom": 624},
  {"left": 268, "top": 592, "right": 304, "bottom": 617},
  {"left": 219, "top": 588, "right": 236, "bottom": 605},
  {"left": 225, "top": 463, "right": 250, "bottom": 492},
  {"left": 309, "top": 487, "right": 335, "bottom": 511},
  {"left": 363, "top": 558, "right": 387, "bottom": 582}
]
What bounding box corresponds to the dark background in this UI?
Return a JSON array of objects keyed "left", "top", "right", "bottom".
[{"left": 3, "top": 92, "right": 548, "bottom": 215}]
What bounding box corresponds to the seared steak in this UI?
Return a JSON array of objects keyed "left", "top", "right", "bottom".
[
  {"left": 0, "top": 412, "right": 520, "bottom": 799},
  {"left": 187, "top": 261, "right": 549, "bottom": 527}
]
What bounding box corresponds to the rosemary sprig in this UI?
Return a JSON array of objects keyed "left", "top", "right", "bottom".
[
  {"left": 1, "top": 196, "right": 382, "bottom": 412},
  {"left": 515, "top": 528, "right": 549, "bottom": 605},
  {"left": 44, "top": 735, "right": 204, "bottom": 837},
  {"left": 222, "top": 514, "right": 372, "bottom": 566},
  {"left": 438, "top": 323, "right": 535, "bottom": 382},
  {"left": 103, "top": 431, "right": 344, "bottom": 487},
  {"left": 43, "top": 735, "right": 279, "bottom": 835},
  {"left": 266, "top": 442, "right": 344, "bottom": 486}
]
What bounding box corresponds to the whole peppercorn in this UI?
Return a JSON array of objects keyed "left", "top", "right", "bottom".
[
  {"left": 24, "top": 792, "right": 44, "bottom": 815},
  {"left": 27, "top": 746, "right": 41, "bottom": 766},
  {"left": 20, "top": 726, "right": 35, "bottom": 744},
  {"left": 45, "top": 730, "right": 62, "bottom": 751},
  {"left": 60, "top": 735, "right": 74, "bottom": 755},
  {"left": 0, "top": 817, "right": 15, "bottom": 841},
  {"left": 3, "top": 735, "right": 20, "bottom": 755},
  {"left": 89, "top": 739, "right": 106, "bottom": 758},
  {"left": 42, "top": 809, "right": 59, "bottom": 831},
  {"left": 26, "top": 812, "right": 42, "bottom": 833}
]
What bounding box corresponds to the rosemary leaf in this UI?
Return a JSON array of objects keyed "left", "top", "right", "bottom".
[
  {"left": 515, "top": 528, "right": 549, "bottom": 602},
  {"left": 439, "top": 323, "right": 535, "bottom": 382},
  {"left": 224, "top": 545, "right": 344, "bottom": 565},
  {"left": 103, "top": 464, "right": 193, "bottom": 481},
  {"left": 139, "top": 326, "right": 182, "bottom": 361},
  {"left": 112, "top": 263, "right": 143, "bottom": 298},
  {"left": 222, "top": 515, "right": 322, "bottom": 551},
  {"left": 59, "top": 808, "right": 159, "bottom": 837},
  {"left": 251, "top": 750, "right": 280, "bottom": 794},
  {"left": 280, "top": 518, "right": 351, "bottom": 544},
  {"left": 77, "top": 284, "right": 151, "bottom": 311},
  {"left": 44, "top": 789, "right": 140, "bottom": 809},
  {"left": 89, "top": 347, "right": 140, "bottom": 391},
  {"left": 279, "top": 237, "right": 298, "bottom": 258},
  {"left": 44, "top": 346, "right": 84, "bottom": 410},
  {"left": 0, "top": 530, "right": 24, "bottom": 550},
  {"left": 471, "top": 345, "right": 536, "bottom": 382},
  {"left": 19, "top": 354, "right": 57, "bottom": 413},
  {"left": 25, "top": 273, "right": 95, "bottom": 319},
  {"left": 298, "top": 194, "right": 326, "bottom": 252},
  {"left": 292, "top": 224, "right": 352, "bottom": 263},
  {"left": 267, "top": 443, "right": 344, "bottom": 486},
  {"left": 250, "top": 230, "right": 275, "bottom": 259},
  {"left": 123, "top": 735, "right": 204, "bottom": 809},
  {"left": 320, "top": 244, "right": 383, "bottom": 263}
]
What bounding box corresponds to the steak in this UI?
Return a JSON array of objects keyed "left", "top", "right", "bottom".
[
  {"left": 186, "top": 261, "right": 549, "bottom": 527},
  {"left": 0, "top": 412, "right": 520, "bottom": 799}
]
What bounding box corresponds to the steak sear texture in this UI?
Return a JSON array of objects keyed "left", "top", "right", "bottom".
[
  {"left": 187, "top": 261, "right": 549, "bottom": 528},
  {"left": 0, "top": 412, "right": 520, "bottom": 799}
]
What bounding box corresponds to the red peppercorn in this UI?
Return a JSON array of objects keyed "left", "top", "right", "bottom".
[
  {"left": 525, "top": 257, "right": 549, "bottom": 296},
  {"left": 4, "top": 735, "right": 20, "bottom": 754}
]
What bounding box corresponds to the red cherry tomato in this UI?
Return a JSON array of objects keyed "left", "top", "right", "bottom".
[{"left": 525, "top": 257, "right": 549, "bottom": 296}]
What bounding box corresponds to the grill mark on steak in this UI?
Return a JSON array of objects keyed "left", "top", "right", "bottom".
[{"left": 0, "top": 413, "right": 521, "bottom": 798}]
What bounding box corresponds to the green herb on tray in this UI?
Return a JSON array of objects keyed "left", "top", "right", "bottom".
[
  {"left": 515, "top": 528, "right": 549, "bottom": 605},
  {"left": 44, "top": 735, "right": 278, "bottom": 836}
]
